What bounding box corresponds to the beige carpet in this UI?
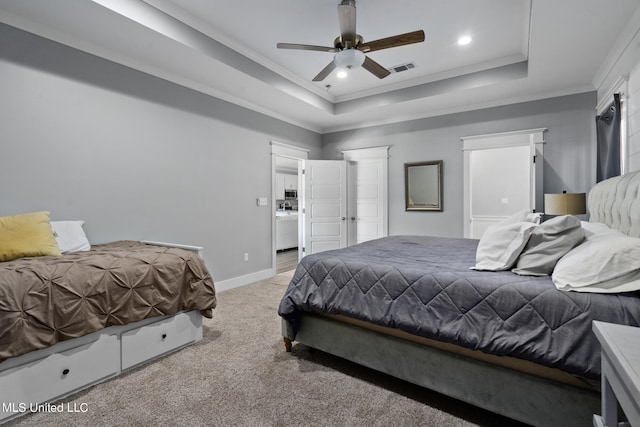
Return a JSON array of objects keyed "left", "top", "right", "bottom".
[{"left": 8, "top": 272, "right": 524, "bottom": 427}]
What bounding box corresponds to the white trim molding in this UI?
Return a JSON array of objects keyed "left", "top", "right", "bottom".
[
  {"left": 342, "top": 145, "right": 390, "bottom": 160},
  {"left": 462, "top": 128, "right": 546, "bottom": 151},
  {"left": 596, "top": 76, "right": 629, "bottom": 115},
  {"left": 215, "top": 268, "right": 274, "bottom": 293},
  {"left": 270, "top": 140, "right": 310, "bottom": 158}
]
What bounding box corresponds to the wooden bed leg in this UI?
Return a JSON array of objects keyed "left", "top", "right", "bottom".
[{"left": 283, "top": 337, "right": 292, "bottom": 352}]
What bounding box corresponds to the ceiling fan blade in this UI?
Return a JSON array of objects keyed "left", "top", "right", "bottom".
[
  {"left": 362, "top": 56, "right": 390, "bottom": 79},
  {"left": 360, "top": 30, "right": 425, "bottom": 53},
  {"left": 312, "top": 61, "right": 337, "bottom": 82},
  {"left": 337, "top": 1, "right": 357, "bottom": 47},
  {"left": 277, "top": 43, "right": 337, "bottom": 53}
]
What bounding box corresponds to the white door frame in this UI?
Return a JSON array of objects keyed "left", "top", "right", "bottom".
[
  {"left": 271, "top": 141, "right": 309, "bottom": 276},
  {"left": 461, "top": 129, "right": 546, "bottom": 238}
]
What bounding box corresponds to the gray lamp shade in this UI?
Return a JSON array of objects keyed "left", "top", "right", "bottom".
[{"left": 544, "top": 192, "right": 586, "bottom": 215}]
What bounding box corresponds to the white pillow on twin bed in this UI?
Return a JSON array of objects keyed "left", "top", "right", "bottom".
[
  {"left": 552, "top": 221, "right": 640, "bottom": 293},
  {"left": 472, "top": 221, "right": 538, "bottom": 271},
  {"left": 50, "top": 220, "right": 91, "bottom": 253}
]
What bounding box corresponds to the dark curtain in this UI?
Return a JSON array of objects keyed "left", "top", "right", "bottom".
[{"left": 596, "top": 93, "right": 621, "bottom": 182}]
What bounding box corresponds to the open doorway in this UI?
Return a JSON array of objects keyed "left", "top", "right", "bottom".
[
  {"left": 275, "top": 155, "right": 300, "bottom": 273},
  {"left": 271, "top": 142, "right": 308, "bottom": 276}
]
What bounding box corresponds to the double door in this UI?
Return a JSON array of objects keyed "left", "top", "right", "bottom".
[{"left": 300, "top": 154, "right": 388, "bottom": 256}]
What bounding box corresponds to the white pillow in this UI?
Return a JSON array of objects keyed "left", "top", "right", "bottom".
[
  {"left": 472, "top": 221, "right": 537, "bottom": 271},
  {"left": 511, "top": 215, "right": 584, "bottom": 276},
  {"left": 50, "top": 221, "right": 91, "bottom": 253},
  {"left": 552, "top": 222, "right": 640, "bottom": 293}
]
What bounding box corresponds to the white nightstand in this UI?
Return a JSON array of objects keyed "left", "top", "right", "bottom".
[{"left": 592, "top": 321, "right": 640, "bottom": 427}]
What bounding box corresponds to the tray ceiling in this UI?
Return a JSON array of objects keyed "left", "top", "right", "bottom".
[{"left": 0, "top": 0, "right": 638, "bottom": 132}]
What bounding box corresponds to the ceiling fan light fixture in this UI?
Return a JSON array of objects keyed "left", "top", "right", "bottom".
[
  {"left": 277, "top": 0, "right": 424, "bottom": 82},
  {"left": 336, "top": 69, "right": 348, "bottom": 79},
  {"left": 334, "top": 48, "right": 365, "bottom": 69}
]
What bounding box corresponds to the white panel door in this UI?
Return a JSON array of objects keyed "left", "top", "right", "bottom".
[
  {"left": 347, "top": 159, "right": 387, "bottom": 245},
  {"left": 302, "top": 160, "right": 347, "bottom": 255}
]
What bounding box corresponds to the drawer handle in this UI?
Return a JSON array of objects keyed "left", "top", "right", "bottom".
[
  {"left": 62, "top": 368, "right": 70, "bottom": 376},
  {"left": 161, "top": 333, "right": 167, "bottom": 340}
]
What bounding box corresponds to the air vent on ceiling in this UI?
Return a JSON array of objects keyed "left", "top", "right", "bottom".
[{"left": 389, "top": 62, "right": 416, "bottom": 74}]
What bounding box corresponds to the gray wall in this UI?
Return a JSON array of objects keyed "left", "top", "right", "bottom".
[
  {"left": 322, "top": 92, "right": 597, "bottom": 238},
  {"left": 0, "top": 24, "right": 322, "bottom": 282},
  {"left": 0, "top": 22, "right": 598, "bottom": 282}
]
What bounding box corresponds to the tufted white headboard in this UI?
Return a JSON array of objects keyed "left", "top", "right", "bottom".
[{"left": 588, "top": 170, "right": 640, "bottom": 238}]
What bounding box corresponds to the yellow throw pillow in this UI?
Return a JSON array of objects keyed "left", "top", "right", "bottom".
[{"left": 0, "top": 211, "right": 61, "bottom": 262}]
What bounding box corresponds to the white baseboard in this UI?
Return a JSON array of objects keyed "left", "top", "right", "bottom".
[{"left": 215, "top": 268, "right": 276, "bottom": 293}]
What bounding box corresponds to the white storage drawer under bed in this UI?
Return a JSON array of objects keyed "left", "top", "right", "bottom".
[
  {"left": 121, "top": 311, "right": 203, "bottom": 370},
  {"left": 0, "top": 310, "right": 203, "bottom": 424},
  {"left": 0, "top": 334, "right": 119, "bottom": 410}
]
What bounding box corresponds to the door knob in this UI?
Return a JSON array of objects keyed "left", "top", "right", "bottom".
[
  {"left": 341, "top": 217, "right": 346, "bottom": 221},
  {"left": 351, "top": 217, "right": 356, "bottom": 221}
]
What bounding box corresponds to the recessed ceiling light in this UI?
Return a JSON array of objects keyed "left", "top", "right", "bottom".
[
  {"left": 336, "top": 69, "right": 348, "bottom": 79},
  {"left": 458, "top": 36, "right": 472, "bottom": 46}
]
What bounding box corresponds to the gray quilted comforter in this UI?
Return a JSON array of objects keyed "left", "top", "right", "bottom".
[{"left": 278, "top": 235, "right": 640, "bottom": 379}]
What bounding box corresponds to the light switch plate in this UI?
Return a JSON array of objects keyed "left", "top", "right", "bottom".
[{"left": 257, "top": 197, "right": 268, "bottom": 206}]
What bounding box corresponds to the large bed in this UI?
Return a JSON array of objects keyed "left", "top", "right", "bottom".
[
  {"left": 0, "top": 233, "right": 216, "bottom": 423},
  {"left": 279, "top": 170, "right": 640, "bottom": 427}
]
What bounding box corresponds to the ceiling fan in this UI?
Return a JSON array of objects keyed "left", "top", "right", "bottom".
[{"left": 277, "top": 0, "right": 425, "bottom": 82}]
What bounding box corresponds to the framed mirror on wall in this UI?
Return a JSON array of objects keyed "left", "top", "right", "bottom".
[{"left": 405, "top": 160, "right": 443, "bottom": 211}]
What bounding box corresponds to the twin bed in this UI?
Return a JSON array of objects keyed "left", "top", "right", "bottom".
[
  {"left": 279, "top": 170, "right": 640, "bottom": 427},
  {"left": 0, "top": 235, "right": 216, "bottom": 423}
]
